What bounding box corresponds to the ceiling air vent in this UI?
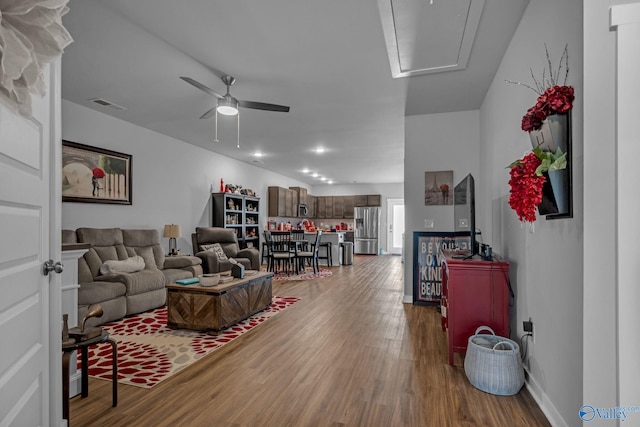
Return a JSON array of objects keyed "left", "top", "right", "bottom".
[{"left": 89, "top": 98, "right": 127, "bottom": 111}]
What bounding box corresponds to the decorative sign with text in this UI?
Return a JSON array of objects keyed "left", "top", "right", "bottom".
[{"left": 412, "top": 232, "right": 470, "bottom": 305}]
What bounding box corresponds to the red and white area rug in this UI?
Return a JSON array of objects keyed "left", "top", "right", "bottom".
[
  {"left": 265, "top": 267, "right": 332, "bottom": 281},
  {"left": 79, "top": 296, "right": 299, "bottom": 389}
]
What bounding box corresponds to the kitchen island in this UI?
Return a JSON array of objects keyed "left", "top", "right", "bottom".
[{"left": 304, "top": 231, "right": 345, "bottom": 265}]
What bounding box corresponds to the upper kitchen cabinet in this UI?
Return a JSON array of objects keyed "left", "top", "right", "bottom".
[
  {"left": 343, "top": 196, "right": 354, "bottom": 218},
  {"left": 289, "top": 187, "right": 309, "bottom": 206},
  {"left": 354, "top": 194, "right": 382, "bottom": 207},
  {"left": 367, "top": 195, "right": 381, "bottom": 207},
  {"left": 332, "top": 196, "right": 344, "bottom": 218},
  {"left": 308, "top": 195, "right": 317, "bottom": 218},
  {"left": 268, "top": 186, "right": 296, "bottom": 217}
]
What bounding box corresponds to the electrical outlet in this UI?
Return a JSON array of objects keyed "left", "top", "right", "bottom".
[
  {"left": 523, "top": 318, "right": 534, "bottom": 343},
  {"left": 424, "top": 219, "right": 434, "bottom": 228}
]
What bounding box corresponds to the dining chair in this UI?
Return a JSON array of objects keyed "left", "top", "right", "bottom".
[
  {"left": 268, "top": 231, "right": 296, "bottom": 274},
  {"left": 290, "top": 229, "right": 307, "bottom": 252},
  {"left": 295, "top": 230, "right": 322, "bottom": 274}
]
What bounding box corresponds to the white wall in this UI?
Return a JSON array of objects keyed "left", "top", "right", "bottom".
[
  {"left": 403, "top": 110, "right": 480, "bottom": 300},
  {"left": 480, "top": 1, "right": 583, "bottom": 426},
  {"left": 62, "top": 100, "right": 309, "bottom": 254}
]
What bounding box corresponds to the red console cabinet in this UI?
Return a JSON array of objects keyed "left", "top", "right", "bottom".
[{"left": 440, "top": 250, "right": 510, "bottom": 366}]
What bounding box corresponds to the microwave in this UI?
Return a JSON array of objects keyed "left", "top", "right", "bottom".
[{"left": 297, "top": 204, "right": 308, "bottom": 217}]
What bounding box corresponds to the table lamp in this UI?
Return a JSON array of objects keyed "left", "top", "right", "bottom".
[{"left": 163, "top": 224, "right": 182, "bottom": 256}]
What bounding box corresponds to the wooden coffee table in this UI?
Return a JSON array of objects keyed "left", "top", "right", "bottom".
[{"left": 166, "top": 271, "right": 273, "bottom": 333}]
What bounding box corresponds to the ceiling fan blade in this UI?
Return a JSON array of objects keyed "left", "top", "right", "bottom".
[
  {"left": 238, "top": 100, "right": 290, "bottom": 113},
  {"left": 199, "top": 107, "right": 216, "bottom": 120},
  {"left": 180, "top": 76, "right": 224, "bottom": 99}
]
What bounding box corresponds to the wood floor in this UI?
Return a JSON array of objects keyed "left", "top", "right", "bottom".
[{"left": 69, "top": 255, "right": 550, "bottom": 427}]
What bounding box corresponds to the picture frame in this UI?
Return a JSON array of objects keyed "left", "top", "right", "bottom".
[
  {"left": 425, "top": 170, "right": 453, "bottom": 205},
  {"left": 62, "top": 140, "right": 132, "bottom": 205},
  {"left": 412, "top": 231, "right": 470, "bottom": 305}
]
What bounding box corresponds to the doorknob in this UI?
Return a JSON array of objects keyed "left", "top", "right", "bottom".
[{"left": 43, "top": 260, "right": 64, "bottom": 275}]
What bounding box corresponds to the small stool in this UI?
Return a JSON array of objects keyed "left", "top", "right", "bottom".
[
  {"left": 318, "top": 241, "right": 333, "bottom": 266},
  {"left": 62, "top": 329, "right": 117, "bottom": 423}
]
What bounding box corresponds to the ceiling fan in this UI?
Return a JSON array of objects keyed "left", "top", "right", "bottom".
[
  {"left": 180, "top": 75, "right": 289, "bottom": 148},
  {"left": 180, "top": 75, "right": 290, "bottom": 119}
]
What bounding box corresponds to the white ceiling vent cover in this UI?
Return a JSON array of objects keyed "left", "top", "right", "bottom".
[{"left": 89, "top": 98, "right": 127, "bottom": 111}]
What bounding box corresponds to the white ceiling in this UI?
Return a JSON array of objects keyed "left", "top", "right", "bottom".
[{"left": 61, "top": 0, "right": 529, "bottom": 186}]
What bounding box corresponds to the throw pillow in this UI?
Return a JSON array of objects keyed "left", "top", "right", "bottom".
[
  {"left": 99, "top": 256, "right": 145, "bottom": 275},
  {"left": 202, "top": 243, "right": 228, "bottom": 261},
  {"left": 133, "top": 246, "right": 159, "bottom": 270}
]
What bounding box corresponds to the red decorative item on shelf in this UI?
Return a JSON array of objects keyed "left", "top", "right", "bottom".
[{"left": 220, "top": 178, "right": 224, "bottom": 192}]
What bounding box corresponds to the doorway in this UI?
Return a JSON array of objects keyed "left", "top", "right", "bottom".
[{"left": 386, "top": 198, "right": 405, "bottom": 255}]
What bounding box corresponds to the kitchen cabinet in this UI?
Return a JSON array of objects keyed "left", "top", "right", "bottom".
[
  {"left": 316, "top": 196, "right": 326, "bottom": 218},
  {"left": 308, "top": 195, "right": 317, "bottom": 217},
  {"left": 289, "top": 187, "right": 308, "bottom": 206},
  {"left": 324, "top": 196, "right": 334, "bottom": 218},
  {"left": 332, "top": 196, "right": 344, "bottom": 218},
  {"left": 285, "top": 189, "right": 294, "bottom": 216},
  {"left": 354, "top": 194, "right": 381, "bottom": 207},
  {"left": 211, "top": 193, "right": 261, "bottom": 249},
  {"left": 367, "top": 194, "right": 381, "bottom": 207},
  {"left": 440, "top": 250, "right": 510, "bottom": 366},
  {"left": 343, "top": 196, "right": 354, "bottom": 218},
  {"left": 354, "top": 195, "right": 367, "bottom": 207},
  {"left": 268, "top": 186, "right": 297, "bottom": 217}
]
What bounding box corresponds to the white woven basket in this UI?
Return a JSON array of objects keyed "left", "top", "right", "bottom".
[{"left": 464, "top": 326, "right": 524, "bottom": 396}]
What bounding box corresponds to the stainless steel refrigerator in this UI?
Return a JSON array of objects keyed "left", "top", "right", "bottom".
[{"left": 354, "top": 207, "right": 380, "bottom": 255}]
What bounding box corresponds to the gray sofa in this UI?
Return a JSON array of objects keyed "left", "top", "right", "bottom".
[{"left": 63, "top": 227, "right": 203, "bottom": 326}]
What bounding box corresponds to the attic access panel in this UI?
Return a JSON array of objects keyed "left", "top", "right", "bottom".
[{"left": 378, "top": 0, "right": 485, "bottom": 78}]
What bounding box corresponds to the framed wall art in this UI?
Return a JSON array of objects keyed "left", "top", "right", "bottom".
[
  {"left": 412, "top": 231, "right": 470, "bottom": 305},
  {"left": 425, "top": 170, "right": 453, "bottom": 205},
  {"left": 62, "top": 140, "right": 132, "bottom": 205}
]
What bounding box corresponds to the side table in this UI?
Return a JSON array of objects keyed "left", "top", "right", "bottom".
[{"left": 62, "top": 330, "right": 118, "bottom": 422}]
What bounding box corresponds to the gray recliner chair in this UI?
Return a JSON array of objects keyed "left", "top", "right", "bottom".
[{"left": 192, "top": 227, "right": 260, "bottom": 274}]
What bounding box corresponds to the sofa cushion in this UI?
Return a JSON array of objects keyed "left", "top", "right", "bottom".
[
  {"left": 122, "top": 229, "right": 165, "bottom": 269},
  {"left": 99, "top": 256, "right": 145, "bottom": 275},
  {"left": 202, "top": 243, "right": 228, "bottom": 261},
  {"left": 78, "top": 281, "right": 127, "bottom": 306},
  {"left": 131, "top": 246, "right": 159, "bottom": 270},
  {"left": 162, "top": 268, "right": 193, "bottom": 284}
]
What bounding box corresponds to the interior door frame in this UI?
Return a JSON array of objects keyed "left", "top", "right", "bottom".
[{"left": 386, "top": 198, "right": 404, "bottom": 255}]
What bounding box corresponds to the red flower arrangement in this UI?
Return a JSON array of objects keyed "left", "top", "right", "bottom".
[
  {"left": 521, "top": 85, "right": 574, "bottom": 132},
  {"left": 506, "top": 44, "right": 572, "bottom": 223},
  {"left": 508, "top": 152, "right": 546, "bottom": 223}
]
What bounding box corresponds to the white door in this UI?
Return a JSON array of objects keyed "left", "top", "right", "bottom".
[
  {"left": 0, "top": 61, "right": 62, "bottom": 425},
  {"left": 386, "top": 198, "right": 405, "bottom": 255}
]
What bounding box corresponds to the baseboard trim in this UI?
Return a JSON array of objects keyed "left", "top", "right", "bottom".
[
  {"left": 402, "top": 295, "right": 413, "bottom": 303},
  {"left": 524, "top": 366, "right": 569, "bottom": 427}
]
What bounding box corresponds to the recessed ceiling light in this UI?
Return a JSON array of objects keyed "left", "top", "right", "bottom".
[
  {"left": 314, "top": 147, "right": 326, "bottom": 154},
  {"left": 327, "top": 180, "right": 334, "bottom": 185},
  {"left": 301, "top": 168, "right": 310, "bottom": 174},
  {"left": 320, "top": 177, "right": 327, "bottom": 181},
  {"left": 312, "top": 173, "right": 319, "bottom": 178},
  {"left": 253, "top": 152, "right": 264, "bottom": 157}
]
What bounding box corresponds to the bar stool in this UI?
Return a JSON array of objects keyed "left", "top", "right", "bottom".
[{"left": 318, "top": 241, "right": 333, "bottom": 266}]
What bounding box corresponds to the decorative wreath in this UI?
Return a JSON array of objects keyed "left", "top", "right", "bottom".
[{"left": 0, "top": 0, "right": 73, "bottom": 117}]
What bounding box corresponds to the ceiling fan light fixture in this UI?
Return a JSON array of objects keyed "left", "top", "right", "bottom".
[{"left": 217, "top": 98, "right": 238, "bottom": 116}]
